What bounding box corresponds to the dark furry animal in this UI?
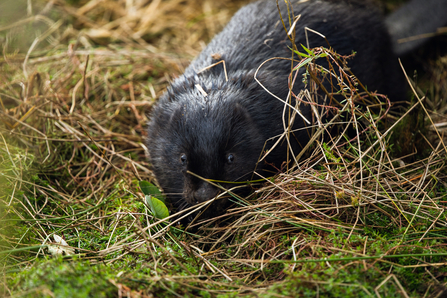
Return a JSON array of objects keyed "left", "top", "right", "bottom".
[
  {"left": 147, "top": 0, "right": 447, "bottom": 222},
  {"left": 386, "top": 0, "right": 447, "bottom": 56}
]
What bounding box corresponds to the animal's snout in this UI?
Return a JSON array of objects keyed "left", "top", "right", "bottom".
[{"left": 194, "top": 183, "right": 219, "bottom": 203}]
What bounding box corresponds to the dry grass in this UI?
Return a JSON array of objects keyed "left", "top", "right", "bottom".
[{"left": 1, "top": 0, "right": 447, "bottom": 297}]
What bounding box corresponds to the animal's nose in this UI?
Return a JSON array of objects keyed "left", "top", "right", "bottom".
[{"left": 194, "top": 183, "right": 219, "bottom": 203}]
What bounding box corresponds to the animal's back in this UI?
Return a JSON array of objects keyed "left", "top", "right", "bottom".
[{"left": 184, "top": 0, "right": 403, "bottom": 101}]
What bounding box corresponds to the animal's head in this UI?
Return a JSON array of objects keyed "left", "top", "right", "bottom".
[{"left": 147, "top": 80, "right": 265, "bottom": 218}]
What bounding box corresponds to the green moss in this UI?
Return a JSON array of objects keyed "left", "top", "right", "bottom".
[{"left": 8, "top": 258, "right": 117, "bottom": 298}]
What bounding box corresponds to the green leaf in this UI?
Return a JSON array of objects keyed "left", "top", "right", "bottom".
[
  {"left": 296, "top": 51, "right": 310, "bottom": 58},
  {"left": 290, "top": 45, "right": 309, "bottom": 58},
  {"left": 139, "top": 180, "right": 165, "bottom": 203},
  {"left": 301, "top": 44, "right": 314, "bottom": 56},
  {"left": 145, "top": 195, "right": 170, "bottom": 219},
  {"left": 292, "top": 45, "right": 328, "bottom": 61}
]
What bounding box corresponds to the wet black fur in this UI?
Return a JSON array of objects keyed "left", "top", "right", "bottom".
[{"left": 147, "top": 0, "right": 431, "bottom": 222}]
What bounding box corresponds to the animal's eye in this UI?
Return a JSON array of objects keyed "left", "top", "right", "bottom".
[
  {"left": 180, "top": 153, "right": 187, "bottom": 166},
  {"left": 226, "top": 153, "right": 235, "bottom": 164}
]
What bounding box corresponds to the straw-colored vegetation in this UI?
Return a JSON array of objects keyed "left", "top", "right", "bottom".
[{"left": 1, "top": 0, "right": 446, "bottom": 297}]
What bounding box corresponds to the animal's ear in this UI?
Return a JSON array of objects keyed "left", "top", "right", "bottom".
[
  {"left": 148, "top": 103, "right": 186, "bottom": 143},
  {"left": 231, "top": 103, "right": 257, "bottom": 134},
  {"left": 166, "top": 103, "right": 186, "bottom": 128},
  {"left": 232, "top": 103, "right": 252, "bottom": 124}
]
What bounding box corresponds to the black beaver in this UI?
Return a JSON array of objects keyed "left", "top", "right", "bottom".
[{"left": 147, "top": 0, "right": 447, "bottom": 222}]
